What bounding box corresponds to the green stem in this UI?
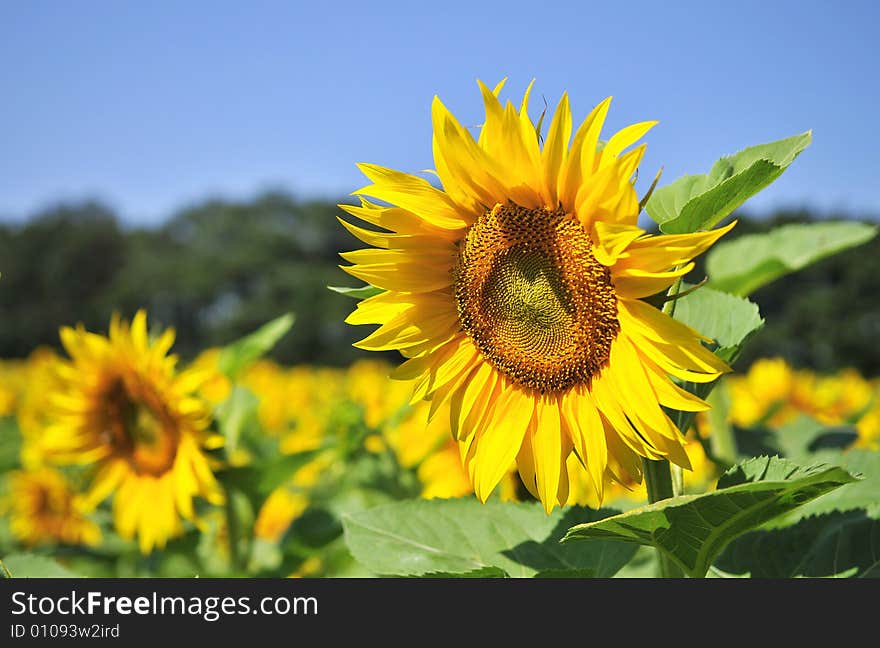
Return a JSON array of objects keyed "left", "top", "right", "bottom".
[
  {"left": 707, "top": 386, "right": 738, "bottom": 466},
  {"left": 662, "top": 277, "right": 684, "bottom": 318},
  {"left": 224, "top": 486, "right": 243, "bottom": 574},
  {"left": 670, "top": 464, "right": 684, "bottom": 497},
  {"left": 642, "top": 458, "right": 686, "bottom": 578},
  {"left": 643, "top": 458, "right": 675, "bottom": 504}
]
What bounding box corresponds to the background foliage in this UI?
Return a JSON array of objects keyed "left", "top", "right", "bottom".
[{"left": 0, "top": 196, "right": 877, "bottom": 374}]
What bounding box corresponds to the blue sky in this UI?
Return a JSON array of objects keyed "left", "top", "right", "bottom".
[{"left": 1, "top": 0, "right": 877, "bottom": 225}]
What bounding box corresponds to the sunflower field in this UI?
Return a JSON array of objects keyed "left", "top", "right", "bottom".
[{"left": 1, "top": 83, "right": 879, "bottom": 580}]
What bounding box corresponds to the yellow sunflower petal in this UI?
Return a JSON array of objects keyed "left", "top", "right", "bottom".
[
  {"left": 561, "top": 385, "right": 606, "bottom": 501},
  {"left": 540, "top": 92, "right": 572, "bottom": 206},
  {"left": 472, "top": 382, "right": 534, "bottom": 502},
  {"left": 559, "top": 96, "right": 611, "bottom": 210},
  {"left": 354, "top": 163, "right": 472, "bottom": 230},
  {"left": 531, "top": 395, "right": 563, "bottom": 513},
  {"left": 602, "top": 121, "right": 658, "bottom": 163}
]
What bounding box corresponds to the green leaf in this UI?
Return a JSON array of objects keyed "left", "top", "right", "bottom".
[
  {"left": 218, "top": 450, "right": 321, "bottom": 506},
  {"left": 672, "top": 286, "right": 764, "bottom": 363},
  {"left": 778, "top": 449, "right": 880, "bottom": 522},
  {"left": 610, "top": 546, "right": 661, "bottom": 578},
  {"left": 716, "top": 510, "right": 880, "bottom": 577},
  {"left": 533, "top": 568, "right": 598, "bottom": 578},
  {"left": 664, "top": 287, "right": 763, "bottom": 445},
  {"left": 562, "top": 456, "right": 858, "bottom": 578},
  {"left": 342, "top": 498, "right": 636, "bottom": 578},
  {"left": 421, "top": 566, "right": 509, "bottom": 578},
  {"left": 706, "top": 222, "right": 877, "bottom": 296},
  {"left": 0, "top": 417, "right": 22, "bottom": 473},
  {"left": 767, "top": 415, "right": 858, "bottom": 463},
  {"left": 646, "top": 131, "right": 812, "bottom": 234},
  {"left": 217, "top": 312, "right": 295, "bottom": 380},
  {"left": 327, "top": 284, "right": 384, "bottom": 300},
  {"left": 214, "top": 386, "right": 260, "bottom": 456},
  {"left": 1, "top": 553, "right": 80, "bottom": 578}
]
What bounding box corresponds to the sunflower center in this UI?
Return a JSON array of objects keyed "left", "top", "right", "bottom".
[
  {"left": 104, "top": 379, "right": 179, "bottom": 475},
  {"left": 455, "top": 202, "right": 620, "bottom": 393},
  {"left": 32, "top": 486, "right": 71, "bottom": 517}
]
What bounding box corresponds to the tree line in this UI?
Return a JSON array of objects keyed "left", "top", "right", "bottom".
[{"left": 0, "top": 194, "right": 876, "bottom": 374}]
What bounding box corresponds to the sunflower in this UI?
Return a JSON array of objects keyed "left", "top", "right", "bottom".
[
  {"left": 339, "top": 80, "right": 733, "bottom": 512},
  {"left": 4, "top": 468, "right": 101, "bottom": 547},
  {"left": 727, "top": 357, "right": 796, "bottom": 428},
  {"left": 253, "top": 453, "right": 332, "bottom": 542},
  {"left": 42, "top": 311, "right": 224, "bottom": 553},
  {"left": 17, "top": 347, "right": 66, "bottom": 469}
]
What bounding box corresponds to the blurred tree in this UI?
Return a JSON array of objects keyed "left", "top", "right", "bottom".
[
  {"left": 727, "top": 210, "right": 880, "bottom": 375},
  {"left": 0, "top": 196, "right": 876, "bottom": 373},
  {"left": 0, "top": 202, "right": 128, "bottom": 357}
]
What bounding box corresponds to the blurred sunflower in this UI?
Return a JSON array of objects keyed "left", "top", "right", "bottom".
[
  {"left": 16, "top": 347, "right": 66, "bottom": 468},
  {"left": 728, "top": 357, "right": 795, "bottom": 428},
  {"left": 340, "top": 80, "right": 732, "bottom": 512},
  {"left": 856, "top": 391, "right": 880, "bottom": 450},
  {"left": 0, "top": 368, "right": 19, "bottom": 417},
  {"left": 728, "top": 358, "right": 875, "bottom": 430},
  {"left": 253, "top": 453, "right": 332, "bottom": 543},
  {"left": 4, "top": 468, "right": 101, "bottom": 547},
  {"left": 42, "top": 311, "right": 224, "bottom": 553}
]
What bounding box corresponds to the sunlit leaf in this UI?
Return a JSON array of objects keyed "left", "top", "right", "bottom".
[
  {"left": 327, "top": 284, "right": 384, "bottom": 300},
  {"left": 1, "top": 553, "right": 79, "bottom": 578},
  {"left": 646, "top": 131, "right": 811, "bottom": 234},
  {"left": 342, "top": 498, "right": 635, "bottom": 578},
  {"left": 777, "top": 448, "right": 880, "bottom": 522},
  {"left": 0, "top": 418, "right": 21, "bottom": 473},
  {"left": 217, "top": 313, "right": 295, "bottom": 380},
  {"left": 217, "top": 450, "right": 322, "bottom": 506},
  {"left": 716, "top": 510, "right": 880, "bottom": 577},
  {"left": 421, "top": 566, "right": 509, "bottom": 578},
  {"left": 672, "top": 286, "right": 764, "bottom": 363},
  {"left": 707, "top": 222, "right": 877, "bottom": 296},
  {"left": 214, "top": 386, "right": 260, "bottom": 456},
  {"left": 563, "top": 456, "right": 857, "bottom": 578}
]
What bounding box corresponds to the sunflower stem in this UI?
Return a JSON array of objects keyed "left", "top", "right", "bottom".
[
  {"left": 652, "top": 274, "right": 694, "bottom": 576},
  {"left": 224, "top": 486, "right": 244, "bottom": 574},
  {"left": 642, "top": 458, "right": 686, "bottom": 578},
  {"left": 662, "top": 276, "right": 684, "bottom": 318},
  {"left": 671, "top": 464, "right": 684, "bottom": 496},
  {"left": 707, "top": 384, "right": 738, "bottom": 467}
]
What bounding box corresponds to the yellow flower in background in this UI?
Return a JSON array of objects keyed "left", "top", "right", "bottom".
[
  {"left": 585, "top": 435, "right": 717, "bottom": 506},
  {"left": 727, "top": 357, "right": 795, "bottom": 428},
  {"left": 16, "top": 348, "right": 67, "bottom": 468},
  {"left": 254, "top": 488, "right": 310, "bottom": 543},
  {"left": 0, "top": 356, "right": 33, "bottom": 418},
  {"left": 345, "top": 359, "right": 412, "bottom": 429},
  {"left": 279, "top": 367, "right": 342, "bottom": 454},
  {"left": 727, "top": 358, "right": 875, "bottom": 430},
  {"left": 290, "top": 556, "right": 323, "bottom": 578},
  {"left": 791, "top": 369, "right": 873, "bottom": 425},
  {"left": 856, "top": 388, "right": 880, "bottom": 450},
  {"left": 0, "top": 366, "right": 20, "bottom": 416},
  {"left": 243, "top": 359, "right": 290, "bottom": 433},
  {"left": 190, "top": 348, "right": 232, "bottom": 405},
  {"left": 417, "top": 440, "right": 474, "bottom": 499},
  {"left": 340, "top": 81, "right": 731, "bottom": 512},
  {"left": 4, "top": 468, "right": 101, "bottom": 547},
  {"left": 254, "top": 452, "right": 333, "bottom": 542},
  {"left": 42, "top": 311, "right": 224, "bottom": 553},
  {"left": 383, "top": 400, "right": 450, "bottom": 470}
]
